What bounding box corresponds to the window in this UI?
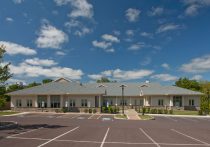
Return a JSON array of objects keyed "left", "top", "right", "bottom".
[
  {"left": 27, "top": 99, "right": 32, "bottom": 107},
  {"left": 37, "top": 96, "right": 47, "bottom": 108},
  {"left": 173, "top": 96, "right": 182, "bottom": 107},
  {"left": 50, "top": 96, "right": 60, "bottom": 108},
  {"left": 69, "top": 99, "right": 76, "bottom": 107},
  {"left": 81, "top": 99, "right": 87, "bottom": 107},
  {"left": 110, "top": 99, "right": 113, "bottom": 105},
  {"left": 140, "top": 99, "right": 144, "bottom": 106},
  {"left": 120, "top": 100, "right": 127, "bottom": 106},
  {"left": 16, "top": 99, "right": 22, "bottom": 107},
  {"left": 189, "top": 99, "right": 195, "bottom": 106},
  {"left": 158, "top": 99, "right": 164, "bottom": 106}
]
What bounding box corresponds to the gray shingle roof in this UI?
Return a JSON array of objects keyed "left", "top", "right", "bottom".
[{"left": 7, "top": 79, "right": 203, "bottom": 96}]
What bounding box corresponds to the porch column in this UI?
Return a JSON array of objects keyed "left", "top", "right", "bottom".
[
  {"left": 60, "top": 95, "right": 64, "bottom": 108},
  {"left": 169, "top": 96, "right": 173, "bottom": 107},
  {"left": 144, "top": 97, "right": 147, "bottom": 106},
  {"left": 34, "top": 96, "right": 38, "bottom": 107},
  {"left": 47, "top": 95, "right": 50, "bottom": 108},
  {"left": 115, "top": 96, "right": 118, "bottom": 106},
  {"left": 129, "top": 97, "right": 131, "bottom": 106},
  {"left": 182, "top": 96, "right": 185, "bottom": 107},
  {"left": 98, "top": 95, "right": 101, "bottom": 107}
]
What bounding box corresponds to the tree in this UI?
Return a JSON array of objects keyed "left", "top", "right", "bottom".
[
  {"left": 42, "top": 79, "right": 53, "bottom": 84},
  {"left": 200, "top": 95, "right": 209, "bottom": 114},
  {"left": 0, "top": 45, "right": 12, "bottom": 107},
  {"left": 175, "top": 77, "right": 201, "bottom": 91},
  {"left": 26, "top": 82, "right": 41, "bottom": 88},
  {"left": 0, "top": 45, "right": 12, "bottom": 86},
  {"left": 97, "top": 77, "right": 111, "bottom": 83},
  {"left": 7, "top": 84, "right": 24, "bottom": 93}
]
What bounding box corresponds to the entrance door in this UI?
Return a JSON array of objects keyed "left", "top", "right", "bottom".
[{"left": 69, "top": 99, "right": 76, "bottom": 111}]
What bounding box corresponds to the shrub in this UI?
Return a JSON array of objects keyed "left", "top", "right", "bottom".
[
  {"left": 93, "top": 109, "right": 97, "bottom": 113},
  {"left": 89, "top": 109, "right": 92, "bottom": 113},
  {"left": 84, "top": 108, "right": 89, "bottom": 113},
  {"left": 198, "top": 110, "right": 203, "bottom": 115},
  {"left": 142, "top": 107, "right": 146, "bottom": 115},
  {"left": 150, "top": 109, "right": 157, "bottom": 114},
  {"left": 55, "top": 109, "right": 60, "bottom": 113},
  {"left": 62, "top": 107, "right": 68, "bottom": 113},
  {"left": 147, "top": 107, "right": 150, "bottom": 113},
  {"left": 102, "top": 107, "right": 106, "bottom": 113},
  {"left": 169, "top": 109, "right": 173, "bottom": 114},
  {"left": 164, "top": 109, "right": 168, "bottom": 114},
  {"left": 158, "top": 109, "right": 163, "bottom": 114}
]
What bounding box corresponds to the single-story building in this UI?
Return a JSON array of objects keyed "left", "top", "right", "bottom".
[{"left": 7, "top": 78, "right": 203, "bottom": 112}]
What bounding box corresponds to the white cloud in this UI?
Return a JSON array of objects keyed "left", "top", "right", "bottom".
[
  {"left": 74, "top": 27, "right": 92, "bottom": 37},
  {"left": 24, "top": 58, "right": 57, "bottom": 67},
  {"left": 180, "top": 55, "right": 210, "bottom": 73},
  {"left": 88, "top": 69, "right": 153, "bottom": 81},
  {"left": 157, "top": 23, "right": 183, "bottom": 33},
  {"left": 92, "top": 40, "right": 112, "bottom": 49},
  {"left": 56, "top": 51, "right": 66, "bottom": 56},
  {"left": 87, "top": 74, "right": 102, "bottom": 80},
  {"left": 182, "top": 0, "right": 210, "bottom": 16},
  {"left": 126, "top": 30, "right": 135, "bottom": 36},
  {"left": 140, "top": 32, "right": 153, "bottom": 38},
  {"left": 102, "top": 34, "right": 120, "bottom": 43},
  {"left": 151, "top": 74, "right": 178, "bottom": 81},
  {"left": 36, "top": 24, "right": 68, "bottom": 49},
  {"left": 0, "top": 41, "right": 37, "bottom": 55},
  {"left": 13, "top": 0, "right": 24, "bottom": 4},
  {"left": 148, "top": 7, "right": 164, "bottom": 16},
  {"left": 55, "top": 0, "right": 93, "bottom": 19},
  {"left": 191, "top": 75, "right": 202, "bottom": 80},
  {"left": 6, "top": 17, "right": 14, "bottom": 22},
  {"left": 7, "top": 78, "right": 26, "bottom": 85},
  {"left": 125, "top": 8, "right": 141, "bottom": 22},
  {"left": 128, "top": 42, "right": 145, "bottom": 51},
  {"left": 10, "top": 62, "right": 83, "bottom": 79},
  {"left": 185, "top": 4, "right": 200, "bottom": 16},
  {"left": 161, "top": 63, "right": 170, "bottom": 70}
]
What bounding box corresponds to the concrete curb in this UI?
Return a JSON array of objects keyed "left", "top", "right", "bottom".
[
  {"left": 147, "top": 114, "right": 210, "bottom": 118},
  {"left": 3, "top": 112, "right": 30, "bottom": 117}
]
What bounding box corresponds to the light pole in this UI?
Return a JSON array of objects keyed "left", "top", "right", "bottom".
[{"left": 119, "top": 84, "right": 127, "bottom": 114}]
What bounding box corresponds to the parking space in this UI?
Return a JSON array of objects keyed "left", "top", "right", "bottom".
[{"left": 1, "top": 114, "right": 210, "bottom": 147}]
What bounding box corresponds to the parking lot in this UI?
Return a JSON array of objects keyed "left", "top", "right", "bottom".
[{"left": 1, "top": 113, "right": 210, "bottom": 147}]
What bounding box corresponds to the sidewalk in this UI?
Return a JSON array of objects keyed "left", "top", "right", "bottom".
[
  {"left": 147, "top": 114, "right": 210, "bottom": 118},
  {"left": 125, "top": 109, "right": 139, "bottom": 120}
]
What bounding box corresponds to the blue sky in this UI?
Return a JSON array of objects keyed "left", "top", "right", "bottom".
[{"left": 0, "top": 0, "right": 210, "bottom": 85}]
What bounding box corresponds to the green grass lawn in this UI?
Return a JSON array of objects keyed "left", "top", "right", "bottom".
[
  {"left": 172, "top": 110, "right": 198, "bottom": 115},
  {"left": 139, "top": 115, "right": 155, "bottom": 120},
  {"left": 115, "top": 114, "right": 127, "bottom": 119},
  {"left": 0, "top": 111, "right": 19, "bottom": 116}
]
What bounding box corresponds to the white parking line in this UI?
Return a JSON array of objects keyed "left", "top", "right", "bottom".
[
  {"left": 97, "top": 115, "right": 102, "bottom": 119},
  {"left": 139, "top": 128, "right": 160, "bottom": 147},
  {"left": 37, "top": 126, "right": 79, "bottom": 147},
  {"left": 7, "top": 127, "right": 42, "bottom": 138},
  {"left": 100, "top": 127, "right": 110, "bottom": 147},
  {"left": 164, "top": 116, "right": 178, "bottom": 122},
  {"left": 171, "top": 129, "right": 209, "bottom": 145},
  {"left": 88, "top": 114, "right": 95, "bottom": 119},
  {"left": 70, "top": 115, "right": 81, "bottom": 119},
  {"left": 7, "top": 136, "right": 49, "bottom": 141}
]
